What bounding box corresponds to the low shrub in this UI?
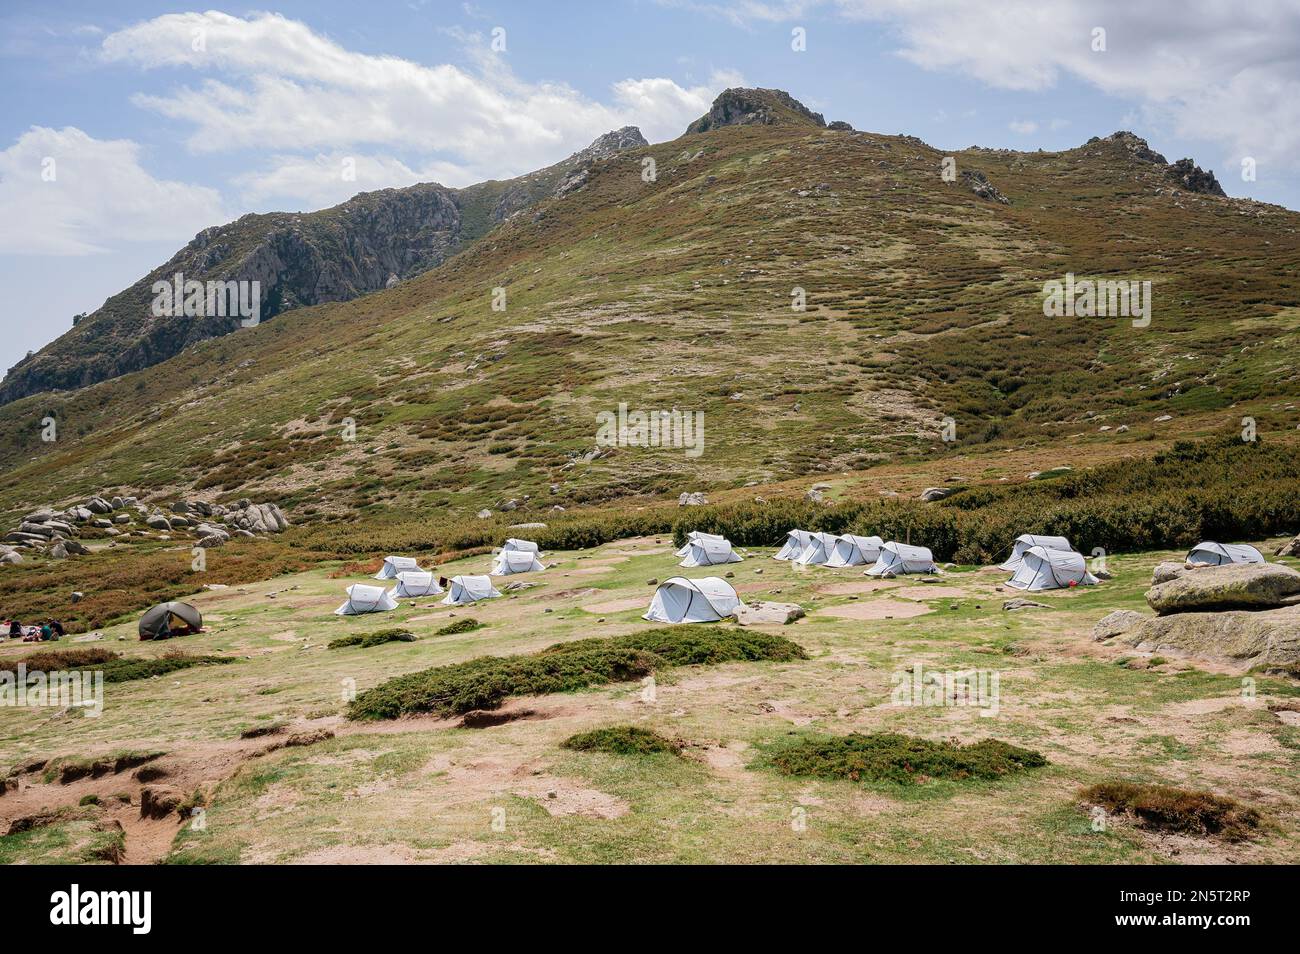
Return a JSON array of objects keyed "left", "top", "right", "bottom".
[
  {"left": 2, "top": 648, "right": 229, "bottom": 683},
  {"left": 1080, "top": 781, "right": 1262, "bottom": 840},
  {"left": 765, "top": 732, "right": 1047, "bottom": 786},
  {"left": 0, "top": 647, "right": 120, "bottom": 673},
  {"left": 348, "top": 626, "right": 806, "bottom": 720},
  {"left": 562, "top": 725, "right": 681, "bottom": 756},
  {"left": 328, "top": 629, "right": 416, "bottom": 649},
  {"left": 436, "top": 618, "right": 483, "bottom": 636}
]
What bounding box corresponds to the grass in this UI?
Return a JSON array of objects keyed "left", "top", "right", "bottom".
[
  {"left": 561, "top": 725, "right": 682, "bottom": 756},
  {"left": 1080, "top": 781, "right": 1263, "bottom": 841},
  {"left": 347, "top": 626, "right": 806, "bottom": 720},
  {"left": 327, "top": 628, "right": 416, "bottom": 649},
  {"left": 763, "top": 732, "right": 1048, "bottom": 787}
]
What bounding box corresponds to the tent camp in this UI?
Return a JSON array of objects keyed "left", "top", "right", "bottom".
[
  {"left": 333, "top": 584, "right": 399, "bottom": 616},
  {"left": 676, "top": 531, "right": 726, "bottom": 557},
  {"left": 491, "top": 549, "right": 545, "bottom": 575},
  {"left": 502, "top": 538, "right": 540, "bottom": 554},
  {"left": 441, "top": 575, "right": 502, "bottom": 606},
  {"left": 139, "top": 601, "right": 203, "bottom": 640},
  {"left": 1186, "top": 542, "right": 1265, "bottom": 567},
  {"left": 824, "top": 534, "right": 884, "bottom": 568},
  {"left": 644, "top": 576, "right": 742, "bottom": 624},
  {"left": 1005, "top": 546, "right": 1098, "bottom": 591},
  {"left": 793, "top": 531, "right": 839, "bottom": 566},
  {"left": 774, "top": 529, "right": 813, "bottom": 562},
  {"left": 374, "top": 555, "right": 421, "bottom": 580},
  {"left": 865, "top": 542, "right": 939, "bottom": 577},
  {"left": 678, "top": 536, "right": 743, "bottom": 567},
  {"left": 391, "top": 571, "right": 445, "bottom": 597},
  {"left": 999, "top": 534, "right": 1073, "bottom": 571}
]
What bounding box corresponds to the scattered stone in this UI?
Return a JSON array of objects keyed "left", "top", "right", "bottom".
[{"left": 1003, "top": 598, "right": 1049, "bottom": 611}]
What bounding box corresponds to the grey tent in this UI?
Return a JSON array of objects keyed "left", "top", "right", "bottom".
[
  {"left": 865, "top": 542, "right": 938, "bottom": 577},
  {"left": 1005, "top": 546, "right": 1098, "bottom": 591},
  {"left": 1186, "top": 542, "right": 1265, "bottom": 567},
  {"left": 676, "top": 531, "right": 726, "bottom": 557},
  {"left": 774, "top": 529, "right": 813, "bottom": 562},
  {"left": 334, "top": 583, "right": 399, "bottom": 616},
  {"left": 139, "top": 601, "right": 203, "bottom": 640},
  {"left": 793, "top": 532, "right": 839, "bottom": 566},
  {"left": 644, "top": 577, "right": 742, "bottom": 624},
  {"left": 999, "top": 534, "right": 1073, "bottom": 571},
  {"left": 374, "top": 555, "right": 421, "bottom": 580},
  {"left": 824, "top": 534, "right": 883, "bottom": 568},
  {"left": 678, "top": 537, "right": 742, "bottom": 567}
]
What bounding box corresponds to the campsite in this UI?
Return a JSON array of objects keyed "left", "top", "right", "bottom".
[{"left": 0, "top": 5, "right": 1298, "bottom": 889}]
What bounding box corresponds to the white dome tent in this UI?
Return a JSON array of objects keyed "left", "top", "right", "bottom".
[
  {"left": 678, "top": 536, "right": 742, "bottom": 568},
  {"left": 334, "top": 583, "right": 399, "bottom": 616},
  {"left": 374, "top": 555, "right": 422, "bottom": 580},
  {"left": 824, "top": 534, "right": 883, "bottom": 568},
  {"left": 1186, "top": 542, "right": 1265, "bottom": 567},
  {"left": 866, "top": 542, "right": 939, "bottom": 577},
  {"left": 391, "top": 571, "right": 445, "bottom": 598},
  {"left": 793, "top": 532, "right": 839, "bottom": 566},
  {"left": 999, "top": 535, "right": 1073, "bottom": 571},
  {"left": 502, "top": 538, "right": 540, "bottom": 554},
  {"left": 774, "top": 529, "right": 813, "bottom": 562},
  {"left": 491, "top": 549, "right": 545, "bottom": 575},
  {"left": 644, "top": 576, "right": 742, "bottom": 624},
  {"left": 441, "top": 575, "right": 502, "bottom": 605},
  {"left": 1005, "top": 546, "right": 1098, "bottom": 591},
  {"left": 676, "top": 531, "right": 726, "bottom": 557}
]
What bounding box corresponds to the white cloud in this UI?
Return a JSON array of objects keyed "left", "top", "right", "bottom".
[
  {"left": 825, "top": 0, "right": 1300, "bottom": 170},
  {"left": 0, "top": 126, "right": 226, "bottom": 256},
  {"left": 234, "top": 153, "right": 481, "bottom": 210},
  {"left": 100, "top": 11, "right": 735, "bottom": 198},
  {"left": 1009, "top": 119, "right": 1039, "bottom": 134}
]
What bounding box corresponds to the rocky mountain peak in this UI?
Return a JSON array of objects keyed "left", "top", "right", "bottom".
[
  {"left": 565, "top": 126, "right": 648, "bottom": 166},
  {"left": 686, "top": 87, "right": 827, "bottom": 135},
  {"left": 1086, "top": 131, "right": 1226, "bottom": 197}
]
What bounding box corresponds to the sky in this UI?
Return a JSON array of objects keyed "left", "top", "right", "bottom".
[{"left": 2, "top": 0, "right": 1298, "bottom": 377}]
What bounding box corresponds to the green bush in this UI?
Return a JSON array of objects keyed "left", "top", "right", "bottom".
[
  {"left": 328, "top": 629, "right": 416, "bottom": 649},
  {"left": 765, "top": 732, "right": 1048, "bottom": 786},
  {"left": 348, "top": 626, "right": 806, "bottom": 720},
  {"left": 1081, "top": 781, "right": 1262, "bottom": 840},
  {"left": 562, "top": 725, "right": 681, "bottom": 756},
  {"left": 435, "top": 618, "right": 483, "bottom": 636}
]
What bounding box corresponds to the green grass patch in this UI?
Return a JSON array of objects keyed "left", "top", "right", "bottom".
[
  {"left": 1, "top": 647, "right": 230, "bottom": 683},
  {"left": 328, "top": 628, "right": 416, "bottom": 649},
  {"left": 764, "top": 732, "right": 1048, "bottom": 787},
  {"left": 561, "top": 725, "right": 682, "bottom": 756},
  {"left": 1080, "top": 781, "right": 1263, "bottom": 841},
  {"left": 348, "top": 626, "right": 806, "bottom": 720}
]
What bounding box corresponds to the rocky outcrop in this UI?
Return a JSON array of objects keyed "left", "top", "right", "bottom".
[
  {"left": 678, "top": 492, "right": 709, "bottom": 506},
  {"left": 1276, "top": 533, "right": 1300, "bottom": 558},
  {"left": 686, "top": 88, "right": 826, "bottom": 134},
  {"left": 1145, "top": 563, "right": 1300, "bottom": 615},
  {"left": 0, "top": 128, "right": 647, "bottom": 405},
  {"left": 959, "top": 169, "right": 1010, "bottom": 204},
  {"left": 1086, "top": 131, "right": 1225, "bottom": 197},
  {"left": 1121, "top": 605, "right": 1300, "bottom": 669}
]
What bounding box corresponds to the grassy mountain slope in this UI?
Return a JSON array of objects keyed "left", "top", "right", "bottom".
[{"left": 1, "top": 96, "right": 1298, "bottom": 530}]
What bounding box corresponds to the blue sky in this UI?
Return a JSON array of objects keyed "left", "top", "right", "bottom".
[{"left": 3, "top": 0, "right": 1298, "bottom": 377}]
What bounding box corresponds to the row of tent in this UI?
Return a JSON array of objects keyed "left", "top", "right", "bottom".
[
  {"left": 336, "top": 539, "right": 547, "bottom": 615},
  {"left": 774, "top": 529, "right": 939, "bottom": 576}
]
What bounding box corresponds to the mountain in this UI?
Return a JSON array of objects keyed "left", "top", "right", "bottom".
[
  {"left": 0, "top": 127, "right": 648, "bottom": 405},
  {"left": 1, "top": 89, "right": 1295, "bottom": 529},
  {"left": 685, "top": 86, "right": 830, "bottom": 133}
]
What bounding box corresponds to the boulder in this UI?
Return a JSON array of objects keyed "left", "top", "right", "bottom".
[
  {"left": 1152, "top": 561, "right": 1185, "bottom": 584},
  {"left": 0, "top": 551, "right": 22, "bottom": 565},
  {"left": 1277, "top": 533, "right": 1300, "bottom": 558},
  {"left": 145, "top": 513, "right": 172, "bottom": 531},
  {"left": 170, "top": 516, "right": 191, "bottom": 528},
  {"left": 477, "top": 509, "right": 493, "bottom": 519},
  {"left": 23, "top": 509, "right": 57, "bottom": 523},
  {"left": 1145, "top": 562, "right": 1300, "bottom": 615},
  {"left": 61, "top": 539, "right": 89, "bottom": 555},
  {"left": 920, "top": 487, "right": 953, "bottom": 502},
  {"left": 18, "top": 522, "right": 54, "bottom": 538},
  {"left": 48, "top": 542, "right": 68, "bottom": 560},
  {"left": 110, "top": 496, "right": 124, "bottom": 510},
  {"left": 734, "top": 601, "right": 805, "bottom": 625},
  {"left": 1092, "top": 609, "right": 1147, "bottom": 641},
  {"left": 197, "top": 535, "right": 225, "bottom": 549},
  {"left": 86, "top": 497, "right": 112, "bottom": 514},
  {"left": 113, "top": 513, "right": 130, "bottom": 524},
  {"left": 91, "top": 518, "right": 112, "bottom": 529},
  {"left": 678, "top": 492, "right": 709, "bottom": 506},
  {"left": 805, "top": 488, "right": 824, "bottom": 503},
  {"left": 1122, "top": 605, "right": 1300, "bottom": 668}
]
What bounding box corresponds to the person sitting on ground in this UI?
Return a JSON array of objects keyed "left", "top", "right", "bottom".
[
  {"left": 7, "top": 619, "right": 21, "bottom": 639},
  {"left": 40, "top": 621, "right": 53, "bottom": 641},
  {"left": 49, "top": 619, "right": 65, "bottom": 639}
]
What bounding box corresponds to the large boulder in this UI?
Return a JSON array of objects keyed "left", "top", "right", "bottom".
[
  {"left": 1092, "top": 609, "right": 1147, "bottom": 641},
  {"left": 734, "top": 601, "right": 805, "bottom": 626},
  {"left": 678, "top": 492, "right": 708, "bottom": 507},
  {"left": 1152, "top": 561, "right": 1185, "bottom": 584},
  {"left": 86, "top": 496, "right": 113, "bottom": 514},
  {"left": 1146, "top": 563, "right": 1300, "bottom": 615},
  {"left": 1122, "top": 605, "right": 1300, "bottom": 669},
  {"left": 1277, "top": 534, "right": 1300, "bottom": 558},
  {"left": 145, "top": 513, "right": 172, "bottom": 531}
]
